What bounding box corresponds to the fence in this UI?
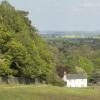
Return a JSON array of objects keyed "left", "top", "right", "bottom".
[{"left": 0, "top": 77, "right": 36, "bottom": 84}]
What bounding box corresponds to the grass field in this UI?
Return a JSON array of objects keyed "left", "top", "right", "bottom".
[{"left": 0, "top": 84, "right": 99, "bottom": 100}]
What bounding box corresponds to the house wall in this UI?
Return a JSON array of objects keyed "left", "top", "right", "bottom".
[{"left": 66, "top": 79, "right": 87, "bottom": 87}]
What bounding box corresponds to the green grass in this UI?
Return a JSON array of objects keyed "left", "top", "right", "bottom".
[{"left": 0, "top": 84, "right": 99, "bottom": 100}]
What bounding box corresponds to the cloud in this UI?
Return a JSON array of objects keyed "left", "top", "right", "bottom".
[
  {"left": 71, "top": 0, "right": 100, "bottom": 14},
  {"left": 82, "top": 0, "right": 100, "bottom": 8},
  {"left": 83, "top": 3, "right": 100, "bottom": 8},
  {"left": 71, "top": 7, "right": 84, "bottom": 13}
]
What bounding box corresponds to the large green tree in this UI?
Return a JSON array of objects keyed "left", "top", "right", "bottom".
[{"left": 0, "top": 1, "right": 55, "bottom": 81}]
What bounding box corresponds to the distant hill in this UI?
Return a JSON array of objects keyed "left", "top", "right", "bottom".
[
  {"left": 40, "top": 31, "right": 100, "bottom": 39},
  {"left": 40, "top": 31, "right": 100, "bottom": 35}
]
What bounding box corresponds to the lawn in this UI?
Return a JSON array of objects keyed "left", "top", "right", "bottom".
[{"left": 0, "top": 84, "right": 99, "bottom": 100}]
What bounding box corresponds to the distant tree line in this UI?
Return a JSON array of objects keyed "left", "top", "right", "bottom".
[{"left": 48, "top": 38, "right": 100, "bottom": 84}]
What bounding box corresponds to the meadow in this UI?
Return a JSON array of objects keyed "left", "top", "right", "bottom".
[{"left": 0, "top": 85, "right": 99, "bottom": 100}]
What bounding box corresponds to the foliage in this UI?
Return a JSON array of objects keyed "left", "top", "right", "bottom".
[
  {"left": 0, "top": 55, "right": 13, "bottom": 76},
  {"left": 0, "top": 1, "right": 56, "bottom": 83},
  {"left": 46, "top": 72, "right": 65, "bottom": 87},
  {"left": 48, "top": 38, "right": 100, "bottom": 80}
]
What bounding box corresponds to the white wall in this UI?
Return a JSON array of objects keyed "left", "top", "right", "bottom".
[{"left": 66, "top": 79, "right": 87, "bottom": 88}]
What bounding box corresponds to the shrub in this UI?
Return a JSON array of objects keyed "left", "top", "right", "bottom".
[{"left": 46, "top": 72, "right": 65, "bottom": 87}]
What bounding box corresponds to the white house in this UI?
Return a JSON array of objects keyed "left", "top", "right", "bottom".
[{"left": 63, "top": 72, "right": 87, "bottom": 88}]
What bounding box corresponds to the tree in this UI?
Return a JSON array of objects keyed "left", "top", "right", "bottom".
[{"left": 0, "top": 1, "right": 56, "bottom": 82}]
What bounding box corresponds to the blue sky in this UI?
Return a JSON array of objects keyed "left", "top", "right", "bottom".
[{"left": 0, "top": 0, "right": 100, "bottom": 31}]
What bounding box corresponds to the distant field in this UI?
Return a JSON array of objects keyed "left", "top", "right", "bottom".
[
  {"left": 0, "top": 85, "right": 99, "bottom": 100},
  {"left": 60, "top": 35, "right": 100, "bottom": 39}
]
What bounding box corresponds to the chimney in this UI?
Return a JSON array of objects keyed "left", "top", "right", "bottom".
[{"left": 63, "top": 71, "right": 67, "bottom": 82}]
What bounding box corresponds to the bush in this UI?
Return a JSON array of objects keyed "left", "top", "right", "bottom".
[{"left": 46, "top": 72, "right": 65, "bottom": 87}]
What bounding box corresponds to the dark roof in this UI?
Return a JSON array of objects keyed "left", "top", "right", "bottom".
[{"left": 67, "top": 74, "right": 87, "bottom": 79}]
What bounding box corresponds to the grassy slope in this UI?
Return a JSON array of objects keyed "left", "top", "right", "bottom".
[{"left": 0, "top": 85, "right": 99, "bottom": 100}]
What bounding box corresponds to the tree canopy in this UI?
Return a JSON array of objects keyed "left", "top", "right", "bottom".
[{"left": 0, "top": 1, "right": 55, "bottom": 81}]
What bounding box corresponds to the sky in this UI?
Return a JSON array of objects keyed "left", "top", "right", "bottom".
[{"left": 0, "top": 0, "right": 100, "bottom": 31}]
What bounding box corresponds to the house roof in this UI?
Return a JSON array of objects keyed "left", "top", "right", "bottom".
[{"left": 66, "top": 74, "right": 87, "bottom": 79}]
